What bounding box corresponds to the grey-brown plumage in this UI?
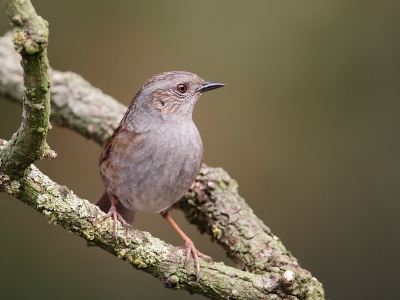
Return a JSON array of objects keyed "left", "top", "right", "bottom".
[{"left": 96, "top": 71, "right": 225, "bottom": 281}]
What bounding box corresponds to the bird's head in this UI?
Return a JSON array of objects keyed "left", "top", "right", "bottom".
[{"left": 125, "top": 71, "right": 225, "bottom": 128}]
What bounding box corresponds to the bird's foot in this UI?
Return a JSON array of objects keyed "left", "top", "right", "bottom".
[
  {"left": 179, "top": 239, "right": 213, "bottom": 282},
  {"left": 96, "top": 205, "right": 129, "bottom": 239}
]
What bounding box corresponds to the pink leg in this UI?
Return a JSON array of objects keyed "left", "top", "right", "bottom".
[{"left": 161, "top": 209, "right": 212, "bottom": 282}]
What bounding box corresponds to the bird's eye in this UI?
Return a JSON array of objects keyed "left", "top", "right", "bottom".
[{"left": 176, "top": 84, "right": 188, "bottom": 93}]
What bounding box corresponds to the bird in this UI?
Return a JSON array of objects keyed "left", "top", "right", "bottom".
[{"left": 96, "top": 71, "right": 225, "bottom": 282}]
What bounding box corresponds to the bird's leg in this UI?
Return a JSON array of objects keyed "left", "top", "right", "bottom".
[
  {"left": 161, "top": 209, "right": 212, "bottom": 282},
  {"left": 98, "top": 195, "right": 129, "bottom": 239}
]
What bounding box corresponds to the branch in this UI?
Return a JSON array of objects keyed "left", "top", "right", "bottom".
[
  {"left": 0, "top": 162, "right": 288, "bottom": 299},
  {"left": 183, "top": 166, "right": 300, "bottom": 274},
  {"left": 1, "top": 0, "right": 52, "bottom": 176},
  {"left": 0, "top": 4, "right": 325, "bottom": 298}
]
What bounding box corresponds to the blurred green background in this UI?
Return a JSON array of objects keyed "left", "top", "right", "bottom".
[{"left": 1, "top": 1, "right": 400, "bottom": 299}]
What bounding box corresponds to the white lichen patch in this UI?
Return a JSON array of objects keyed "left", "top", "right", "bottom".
[
  {"left": 36, "top": 193, "right": 49, "bottom": 208},
  {"left": 176, "top": 248, "right": 184, "bottom": 257},
  {"left": 131, "top": 233, "right": 170, "bottom": 267},
  {"left": 283, "top": 270, "right": 295, "bottom": 284},
  {"left": 27, "top": 165, "right": 51, "bottom": 186},
  {"left": 70, "top": 197, "right": 93, "bottom": 218},
  {"left": 261, "top": 249, "right": 272, "bottom": 258},
  {"left": 134, "top": 237, "right": 142, "bottom": 244},
  {"left": 33, "top": 103, "right": 44, "bottom": 110}
]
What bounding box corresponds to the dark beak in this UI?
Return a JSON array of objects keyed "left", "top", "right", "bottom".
[{"left": 197, "top": 81, "right": 225, "bottom": 93}]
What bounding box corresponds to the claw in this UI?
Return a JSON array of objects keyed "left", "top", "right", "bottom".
[
  {"left": 179, "top": 239, "right": 213, "bottom": 282},
  {"left": 96, "top": 197, "right": 129, "bottom": 239},
  {"left": 184, "top": 240, "right": 199, "bottom": 282}
]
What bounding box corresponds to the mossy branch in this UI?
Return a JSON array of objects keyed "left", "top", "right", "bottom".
[
  {"left": 1, "top": 0, "right": 52, "bottom": 176},
  {"left": 0, "top": 162, "right": 294, "bottom": 299}
]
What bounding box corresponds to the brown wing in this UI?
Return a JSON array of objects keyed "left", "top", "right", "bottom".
[
  {"left": 97, "top": 125, "right": 137, "bottom": 222},
  {"left": 98, "top": 89, "right": 141, "bottom": 167}
]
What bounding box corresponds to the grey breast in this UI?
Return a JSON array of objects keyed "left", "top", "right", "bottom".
[{"left": 115, "top": 122, "right": 203, "bottom": 214}]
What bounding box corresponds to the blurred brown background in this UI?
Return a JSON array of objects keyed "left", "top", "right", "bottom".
[{"left": 1, "top": 1, "right": 399, "bottom": 299}]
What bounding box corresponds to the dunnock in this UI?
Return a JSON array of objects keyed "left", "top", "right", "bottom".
[{"left": 96, "top": 71, "right": 225, "bottom": 281}]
